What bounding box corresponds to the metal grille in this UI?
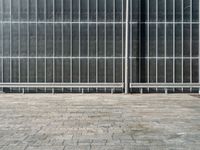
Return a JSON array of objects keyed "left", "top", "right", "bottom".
[
  {"left": 129, "top": 0, "right": 200, "bottom": 93},
  {"left": 0, "top": 0, "right": 200, "bottom": 93},
  {"left": 0, "top": 0, "right": 125, "bottom": 93}
]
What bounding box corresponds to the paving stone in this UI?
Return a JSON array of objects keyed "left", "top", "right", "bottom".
[
  {"left": 63, "top": 140, "right": 78, "bottom": 146},
  {"left": 26, "top": 146, "right": 65, "bottom": 150},
  {"left": 64, "top": 145, "right": 91, "bottom": 150},
  {"left": 1, "top": 145, "right": 27, "bottom": 150},
  {"left": 0, "top": 94, "right": 200, "bottom": 149}
]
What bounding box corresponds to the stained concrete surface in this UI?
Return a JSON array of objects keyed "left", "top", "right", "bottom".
[{"left": 0, "top": 94, "right": 199, "bottom": 150}]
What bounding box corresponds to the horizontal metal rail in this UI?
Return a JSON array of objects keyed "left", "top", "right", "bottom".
[
  {"left": 2, "top": 83, "right": 200, "bottom": 89},
  {"left": 130, "top": 83, "right": 200, "bottom": 88},
  {"left": 0, "top": 83, "right": 124, "bottom": 88}
]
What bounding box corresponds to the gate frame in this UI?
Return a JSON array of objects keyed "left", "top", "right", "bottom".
[{"left": 125, "top": 0, "right": 130, "bottom": 94}]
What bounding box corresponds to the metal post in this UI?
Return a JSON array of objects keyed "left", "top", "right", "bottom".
[
  {"left": 140, "top": 88, "right": 143, "bottom": 94},
  {"left": 199, "top": 0, "right": 200, "bottom": 95},
  {"left": 82, "top": 88, "right": 84, "bottom": 94},
  {"left": 165, "top": 88, "right": 168, "bottom": 95},
  {"left": 111, "top": 88, "right": 114, "bottom": 94},
  {"left": 125, "top": 0, "right": 129, "bottom": 94}
]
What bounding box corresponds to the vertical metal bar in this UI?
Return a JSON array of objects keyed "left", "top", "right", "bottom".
[
  {"left": 18, "top": 0, "right": 21, "bottom": 92},
  {"left": 113, "top": 0, "right": 115, "bottom": 85},
  {"left": 121, "top": 0, "right": 125, "bottom": 91},
  {"left": 10, "top": 0, "right": 12, "bottom": 90},
  {"left": 61, "top": 0, "right": 64, "bottom": 92},
  {"left": 164, "top": 0, "right": 167, "bottom": 88},
  {"left": 147, "top": 0, "right": 150, "bottom": 92},
  {"left": 199, "top": 0, "right": 200, "bottom": 94},
  {"left": 87, "top": 0, "right": 90, "bottom": 92},
  {"left": 1, "top": 0, "right": 3, "bottom": 88},
  {"left": 79, "top": 0, "right": 81, "bottom": 92},
  {"left": 27, "top": 0, "right": 29, "bottom": 92},
  {"left": 70, "top": 0, "right": 72, "bottom": 92},
  {"left": 190, "top": 0, "right": 192, "bottom": 92},
  {"left": 125, "top": 0, "right": 129, "bottom": 94},
  {"left": 44, "top": 0, "right": 47, "bottom": 92},
  {"left": 173, "top": 0, "right": 175, "bottom": 92},
  {"left": 129, "top": 1, "right": 133, "bottom": 83},
  {"left": 36, "top": 0, "right": 38, "bottom": 92},
  {"left": 53, "top": 0, "right": 55, "bottom": 87},
  {"left": 155, "top": 0, "right": 158, "bottom": 92},
  {"left": 122, "top": 0, "right": 124, "bottom": 91},
  {"left": 104, "top": 0, "right": 106, "bottom": 92},
  {"left": 138, "top": 0, "right": 141, "bottom": 89},
  {"left": 182, "top": 0, "right": 184, "bottom": 92},
  {"left": 129, "top": 0, "right": 132, "bottom": 87},
  {"left": 96, "top": 0, "right": 98, "bottom": 91}
]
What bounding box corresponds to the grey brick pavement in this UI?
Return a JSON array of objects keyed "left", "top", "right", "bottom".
[{"left": 0, "top": 94, "right": 200, "bottom": 150}]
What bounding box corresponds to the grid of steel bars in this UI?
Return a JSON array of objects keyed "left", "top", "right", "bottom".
[
  {"left": 0, "top": 0, "right": 200, "bottom": 93},
  {"left": 0, "top": 0, "right": 125, "bottom": 93},
  {"left": 130, "top": 0, "right": 200, "bottom": 93}
]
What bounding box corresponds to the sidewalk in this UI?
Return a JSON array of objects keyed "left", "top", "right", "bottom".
[{"left": 0, "top": 94, "right": 199, "bottom": 150}]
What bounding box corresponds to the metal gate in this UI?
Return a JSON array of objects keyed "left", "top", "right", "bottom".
[
  {"left": 129, "top": 0, "right": 200, "bottom": 93},
  {"left": 0, "top": 0, "right": 200, "bottom": 93}
]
